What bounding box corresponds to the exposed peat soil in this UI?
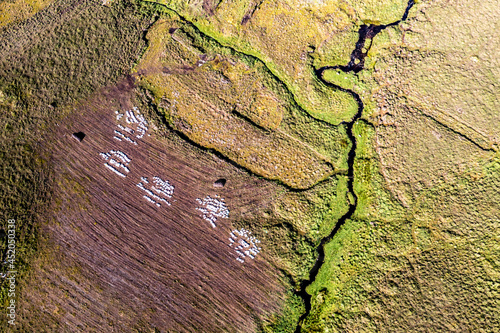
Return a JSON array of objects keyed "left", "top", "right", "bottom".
[
  {"left": 294, "top": 1, "right": 415, "bottom": 331},
  {"left": 30, "top": 80, "right": 286, "bottom": 332}
]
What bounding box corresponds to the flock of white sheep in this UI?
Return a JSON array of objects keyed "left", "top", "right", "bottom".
[
  {"left": 229, "top": 229, "right": 261, "bottom": 263},
  {"left": 195, "top": 195, "right": 230, "bottom": 228},
  {"left": 98, "top": 107, "right": 261, "bottom": 263}
]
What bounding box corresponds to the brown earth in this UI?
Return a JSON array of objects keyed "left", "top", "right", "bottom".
[{"left": 17, "top": 79, "right": 287, "bottom": 332}]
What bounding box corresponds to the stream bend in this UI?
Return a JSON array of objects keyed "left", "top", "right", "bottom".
[{"left": 294, "top": 1, "right": 415, "bottom": 331}]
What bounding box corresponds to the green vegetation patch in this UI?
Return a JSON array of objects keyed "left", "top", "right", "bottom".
[
  {"left": 136, "top": 17, "right": 350, "bottom": 188},
  {"left": 300, "top": 6, "right": 500, "bottom": 324},
  {"left": 142, "top": 0, "right": 412, "bottom": 125}
]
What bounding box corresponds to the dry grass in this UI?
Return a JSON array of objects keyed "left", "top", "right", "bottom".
[
  {"left": 0, "top": 0, "right": 53, "bottom": 30},
  {"left": 0, "top": 0, "right": 168, "bottom": 327}
]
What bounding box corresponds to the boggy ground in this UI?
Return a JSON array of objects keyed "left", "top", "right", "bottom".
[
  {"left": 301, "top": 0, "right": 500, "bottom": 331},
  {"left": 145, "top": 0, "right": 409, "bottom": 125},
  {"left": 17, "top": 81, "right": 287, "bottom": 332},
  {"left": 2, "top": 0, "right": 498, "bottom": 332}
]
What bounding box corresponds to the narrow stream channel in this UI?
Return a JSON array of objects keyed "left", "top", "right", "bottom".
[{"left": 294, "top": 1, "right": 414, "bottom": 331}]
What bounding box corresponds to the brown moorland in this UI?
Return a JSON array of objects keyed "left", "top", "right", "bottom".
[{"left": 17, "top": 80, "right": 288, "bottom": 332}]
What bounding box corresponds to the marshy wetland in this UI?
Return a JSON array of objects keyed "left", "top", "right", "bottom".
[{"left": 0, "top": 0, "right": 498, "bottom": 331}]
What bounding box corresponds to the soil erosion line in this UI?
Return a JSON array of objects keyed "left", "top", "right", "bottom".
[{"left": 294, "top": 1, "right": 414, "bottom": 331}]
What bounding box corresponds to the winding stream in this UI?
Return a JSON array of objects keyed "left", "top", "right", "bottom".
[
  {"left": 137, "top": 0, "right": 415, "bottom": 329},
  {"left": 294, "top": 1, "right": 414, "bottom": 331}
]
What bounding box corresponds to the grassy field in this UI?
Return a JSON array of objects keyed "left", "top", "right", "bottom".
[
  {"left": 134, "top": 16, "right": 351, "bottom": 189},
  {"left": 298, "top": 0, "right": 500, "bottom": 331},
  {"left": 143, "top": 0, "right": 383, "bottom": 125},
  {"left": 0, "top": 0, "right": 53, "bottom": 30},
  {"left": 0, "top": 0, "right": 351, "bottom": 330}
]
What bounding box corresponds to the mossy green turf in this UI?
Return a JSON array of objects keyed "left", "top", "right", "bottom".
[
  {"left": 143, "top": 0, "right": 411, "bottom": 125},
  {"left": 299, "top": 0, "right": 500, "bottom": 330},
  {"left": 302, "top": 123, "right": 500, "bottom": 331}
]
